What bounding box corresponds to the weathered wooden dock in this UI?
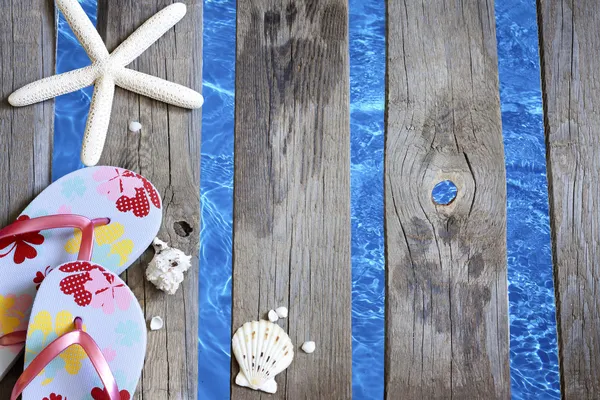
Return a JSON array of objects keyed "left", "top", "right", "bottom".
[
  {"left": 385, "top": 0, "right": 510, "bottom": 397},
  {"left": 0, "top": 0, "right": 201, "bottom": 399},
  {"left": 538, "top": 1, "right": 600, "bottom": 398},
  {"left": 231, "top": 0, "right": 600, "bottom": 398},
  {"left": 3, "top": 0, "right": 600, "bottom": 398},
  {"left": 232, "top": 0, "right": 352, "bottom": 398}
]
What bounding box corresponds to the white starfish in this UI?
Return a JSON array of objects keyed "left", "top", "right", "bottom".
[{"left": 8, "top": 0, "right": 203, "bottom": 166}]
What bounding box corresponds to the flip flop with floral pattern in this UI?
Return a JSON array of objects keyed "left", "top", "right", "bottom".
[
  {"left": 11, "top": 261, "right": 146, "bottom": 400},
  {"left": 0, "top": 166, "right": 161, "bottom": 381}
]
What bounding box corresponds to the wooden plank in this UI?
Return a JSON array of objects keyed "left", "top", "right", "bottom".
[
  {"left": 384, "top": 1, "right": 510, "bottom": 398},
  {"left": 538, "top": 1, "right": 600, "bottom": 397},
  {"left": 96, "top": 1, "right": 201, "bottom": 399},
  {"left": 0, "top": 0, "right": 54, "bottom": 396},
  {"left": 232, "top": 0, "right": 351, "bottom": 398}
]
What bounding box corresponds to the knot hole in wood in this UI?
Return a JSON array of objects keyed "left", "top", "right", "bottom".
[
  {"left": 174, "top": 220, "right": 193, "bottom": 237},
  {"left": 422, "top": 155, "right": 475, "bottom": 219},
  {"left": 431, "top": 180, "right": 457, "bottom": 205}
]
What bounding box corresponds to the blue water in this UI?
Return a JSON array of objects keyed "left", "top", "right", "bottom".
[
  {"left": 496, "top": 1, "right": 560, "bottom": 398},
  {"left": 348, "top": 1, "right": 385, "bottom": 397},
  {"left": 199, "top": 1, "right": 235, "bottom": 399},
  {"left": 51, "top": 0, "right": 560, "bottom": 398},
  {"left": 53, "top": 0, "right": 96, "bottom": 180},
  {"left": 432, "top": 180, "right": 459, "bottom": 205}
]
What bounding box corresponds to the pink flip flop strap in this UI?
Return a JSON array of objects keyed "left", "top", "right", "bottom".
[
  {"left": 0, "top": 215, "right": 110, "bottom": 348},
  {"left": 0, "top": 214, "right": 110, "bottom": 262},
  {"left": 10, "top": 317, "right": 120, "bottom": 400},
  {"left": 0, "top": 331, "right": 27, "bottom": 346}
]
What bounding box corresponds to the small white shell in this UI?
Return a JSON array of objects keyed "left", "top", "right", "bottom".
[
  {"left": 232, "top": 320, "right": 294, "bottom": 394},
  {"left": 129, "top": 121, "right": 142, "bottom": 132},
  {"left": 301, "top": 341, "right": 316, "bottom": 354},
  {"left": 267, "top": 310, "right": 278, "bottom": 322},
  {"left": 146, "top": 237, "right": 192, "bottom": 295},
  {"left": 150, "top": 316, "right": 164, "bottom": 331},
  {"left": 275, "top": 306, "right": 288, "bottom": 319}
]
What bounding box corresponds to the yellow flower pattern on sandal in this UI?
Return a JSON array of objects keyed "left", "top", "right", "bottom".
[
  {"left": 0, "top": 293, "right": 32, "bottom": 335},
  {"left": 0, "top": 295, "right": 20, "bottom": 334},
  {"left": 25, "top": 310, "right": 88, "bottom": 385},
  {"left": 64, "top": 223, "right": 134, "bottom": 272}
]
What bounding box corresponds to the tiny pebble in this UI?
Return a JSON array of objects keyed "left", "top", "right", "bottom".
[
  {"left": 129, "top": 121, "right": 142, "bottom": 132},
  {"left": 301, "top": 341, "right": 316, "bottom": 354},
  {"left": 275, "top": 306, "right": 288, "bottom": 319},
  {"left": 149, "top": 316, "right": 164, "bottom": 331},
  {"left": 267, "top": 310, "right": 279, "bottom": 322}
]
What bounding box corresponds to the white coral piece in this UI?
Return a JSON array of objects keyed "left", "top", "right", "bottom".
[
  {"left": 8, "top": 0, "right": 203, "bottom": 166},
  {"left": 146, "top": 237, "right": 192, "bottom": 295}
]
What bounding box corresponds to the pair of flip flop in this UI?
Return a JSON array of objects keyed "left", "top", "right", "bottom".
[{"left": 0, "top": 166, "right": 162, "bottom": 399}]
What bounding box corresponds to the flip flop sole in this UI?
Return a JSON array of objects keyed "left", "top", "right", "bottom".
[
  {"left": 0, "top": 166, "right": 161, "bottom": 380},
  {"left": 22, "top": 261, "right": 146, "bottom": 399}
]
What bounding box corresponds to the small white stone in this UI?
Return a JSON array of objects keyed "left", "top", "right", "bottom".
[
  {"left": 129, "top": 121, "right": 142, "bottom": 132},
  {"left": 267, "top": 310, "right": 279, "bottom": 322},
  {"left": 301, "top": 341, "right": 316, "bottom": 354},
  {"left": 150, "top": 316, "right": 164, "bottom": 331},
  {"left": 275, "top": 306, "right": 288, "bottom": 319}
]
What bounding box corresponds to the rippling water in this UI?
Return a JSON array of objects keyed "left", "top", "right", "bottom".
[
  {"left": 349, "top": 1, "right": 385, "bottom": 398},
  {"left": 53, "top": 0, "right": 560, "bottom": 398},
  {"left": 53, "top": 0, "right": 95, "bottom": 180},
  {"left": 199, "top": 1, "right": 235, "bottom": 399},
  {"left": 496, "top": 1, "right": 560, "bottom": 398}
]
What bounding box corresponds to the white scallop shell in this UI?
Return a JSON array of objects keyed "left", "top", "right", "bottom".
[{"left": 232, "top": 320, "right": 294, "bottom": 394}]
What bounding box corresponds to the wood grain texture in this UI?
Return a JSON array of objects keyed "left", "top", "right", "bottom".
[
  {"left": 96, "top": 1, "right": 201, "bottom": 399},
  {"left": 538, "top": 1, "right": 600, "bottom": 397},
  {"left": 0, "top": 0, "right": 54, "bottom": 396},
  {"left": 385, "top": 0, "right": 510, "bottom": 398},
  {"left": 232, "top": 0, "right": 351, "bottom": 398}
]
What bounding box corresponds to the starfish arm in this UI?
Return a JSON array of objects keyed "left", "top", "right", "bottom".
[
  {"left": 115, "top": 68, "right": 203, "bottom": 109},
  {"left": 56, "top": 0, "right": 109, "bottom": 62},
  {"left": 81, "top": 75, "right": 115, "bottom": 167},
  {"left": 8, "top": 66, "right": 97, "bottom": 107},
  {"left": 110, "top": 3, "right": 187, "bottom": 67}
]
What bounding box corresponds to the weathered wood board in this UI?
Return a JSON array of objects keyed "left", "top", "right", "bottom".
[
  {"left": 232, "top": 0, "right": 352, "bottom": 398},
  {"left": 385, "top": 0, "right": 510, "bottom": 398},
  {"left": 538, "top": 1, "right": 600, "bottom": 397},
  {"left": 96, "top": 1, "right": 202, "bottom": 399},
  {"left": 0, "top": 0, "right": 54, "bottom": 396}
]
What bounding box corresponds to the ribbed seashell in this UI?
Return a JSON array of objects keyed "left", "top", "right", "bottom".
[{"left": 232, "top": 320, "right": 294, "bottom": 394}]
